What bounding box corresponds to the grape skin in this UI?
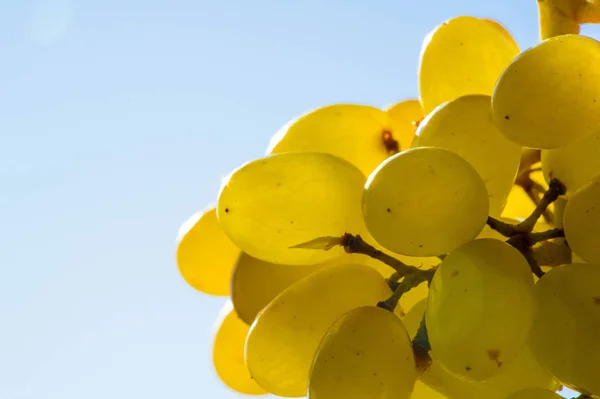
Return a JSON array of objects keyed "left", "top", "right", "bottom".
[
  {"left": 308, "top": 306, "right": 417, "bottom": 399},
  {"left": 563, "top": 176, "right": 600, "bottom": 265}
]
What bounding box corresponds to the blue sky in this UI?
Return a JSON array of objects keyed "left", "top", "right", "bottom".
[{"left": 0, "top": 1, "right": 594, "bottom": 398}]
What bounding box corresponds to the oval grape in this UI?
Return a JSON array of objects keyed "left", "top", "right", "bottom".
[
  {"left": 492, "top": 34, "right": 600, "bottom": 149},
  {"left": 218, "top": 152, "right": 367, "bottom": 265},
  {"left": 363, "top": 147, "right": 488, "bottom": 257},
  {"left": 563, "top": 176, "right": 600, "bottom": 265},
  {"left": 427, "top": 238, "right": 535, "bottom": 381}
]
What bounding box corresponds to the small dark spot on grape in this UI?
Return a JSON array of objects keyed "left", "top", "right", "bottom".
[
  {"left": 594, "top": 99, "right": 597, "bottom": 103},
  {"left": 356, "top": 352, "right": 361, "bottom": 356},
  {"left": 487, "top": 349, "right": 503, "bottom": 367},
  {"left": 504, "top": 115, "right": 510, "bottom": 120},
  {"left": 464, "top": 289, "right": 468, "bottom": 293},
  {"left": 419, "top": 244, "right": 423, "bottom": 248},
  {"left": 579, "top": 73, "right": 582, "bottom": 77},
  {"left": 451, "top": 270, "right": 460, "bottom": 277},
  {"left": 373, "top": 372, "right": 378, "bottom": 377},
  {"left": 290, "top": 220, "right": 294, "bottom": 224},
  {"left": 459, "top": 42, "right": 463, "bottom": 46},
  {"left": 276, "top": 182, "right": 282, "bottom": 187},
  {"left": 465, "top": 366, "right": 471, "bottom": 371},
  {"left": 224, "top": 208, "right": 230, "bottom": 213},
  {"left": 593, "top": 296, "right": 600, "bottom": 305},
  {"left": 386, "top": 208, "right": 391, "bottom": 213}
]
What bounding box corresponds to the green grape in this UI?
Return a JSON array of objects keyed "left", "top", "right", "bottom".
[
  {"left": 414, "top": 94, "right": 522, "bottom": 216},
  {"left": 541, "top": 130, "right": 600, "bottom": 195},
  {"left": 308, "top": 306, "right": 417, "bottom": 399},
  {"left": 492, "top": 34, "right": 600, "bottom": 149},
  {"left": 404, "top": 299, "right": 559, "bottom": 399},
  {"left": 563, "top": 176, "right": 600, "bottom": 265},
  {"left": 267, "top": 104, "right": 397, "bottom": 176},
  {"left": 419, "top": 16, "right": 519, "bottom": 114},
  {"left": 176, "top": 207, "right": 240, "bottom": 296},
  {"left": 217, "top": 152, "right": 366, "bottom": 265},
  {"left": 427, "top": 238, "right": 535, "bottom": 381},
  {"left": 504, "top": 388, "right": 563, "bottom": 399},
  {"left": 231, "top": 254, "right": 322, "bottom": 325},
  {"left": 212, "top": 301, "right": 267, "bottom": 395},
  {"left": 245, "top": 263, "right": 391, "bottom": 397},
  {"left": 363, "top": 147, "right": 488, "bottom": 257},
  {"left": 528, "top": 263, "right": 600, "bottom": 396},
  {"left": 385, "top": 99, "right": 424, "bottom": 151}
]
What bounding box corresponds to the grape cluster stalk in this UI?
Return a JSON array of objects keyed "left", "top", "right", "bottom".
[{"left": 175, "top": 1, "right": 600, "bottom": 398}]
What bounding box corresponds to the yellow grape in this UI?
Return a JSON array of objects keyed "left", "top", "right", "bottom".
[
  {"left": 217, "top": 152, "right": 366, "bottom": 265},
  {"left": 427, "top": 238, "right": 535, "bottom": 381},
  {"left": 176, "top": 207, "right": 240, "bottom": 296},
  {"left": 411, "top": 381, "right": 448, "bottom": 399},
  {"left": 245, "top": 263, "right": 391, "bottom": 397},
  {"left": 267, "top": 104, "right": 397, "bottom": 176},
  {"left": 414, "top": 94, "right": 522, "bottom": 216},
  {"left": 563, "top": 176, "right": 600, "bottom": 264},
  {"left": 404, "top": 299, "right": 559, "bottom": 399},
  {"left": 308, "top": 306, "right": 417, "bottom": 399},
  {"left": 419, "top": 16, "right": 519, "bottom": 114},
  {"left": 529, "top": 263, "right": 600, "bottom": 396},
  {"left": 541, "top": 130, "right": 600, "bottom": 195},
  {"left": 363, "top": 147, "right": 488, "bottom": 257},
  {"left": 212, "top": 301, "right": 267, "bottom": 395},
  {"left": 385, "top": 99, "right": 424, "bottom": 151},
  {"left": 492, "top": 34, "right": 600, "bottom": 149},
  {"left": 231, "top": 253, "right": 322, "bottom": 325},
  {"left": 504, "top": 388, "right": 563, "bottom": 399}
]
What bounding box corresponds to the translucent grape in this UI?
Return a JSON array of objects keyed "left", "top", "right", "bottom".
[
  {"left": 411, "top": 381, "right": 448, "bottom": 399},
  {"left": 231, "top": 254, "right": 322, "bottom": 325},
  {"left": 529, "top": 263, "right": 600, "bottom": 396},
  {"left": 563, "top": 176, "right": 600, "bottom": 265},
  {"left": 419, "top": 16, "right": 519, "bottom": 114},
  {"left": 217, "top": 152, "right": 366, "bottom": 265},
  {"left": 541, "top": 130, "right": 600, "bottom": 195},
  {"left": 176, "top": 207, "right": 240, "bottom": 295},
  {"left": 212, "top": 301, "right": 267, "bottom": 395},
  {"left": 385, "top": 99, "right": 424, "bottom": 151},
  {"left": 492, "top": 34, "right": 600, "bottom": 149},
  {"left": 414, "top": 94, "right": 522, "bottom": 216},
  {"left": 427, "top": 238, "right": 535, "bottom": 381},
  {"left": 363, "top": 147, "right": 488, "bottom": 257},
  {"left": 504, "top": 388, "right": 563, "bottom": 399},
  {"left": 404, "top": 299, "right": 558, "bottom": 399},
  {"left": 267, "top": 104, "right": 397, "bottom": 176},
  {"left": 245, "top": 263, "right": 391, "bottom": 397},
  {"left": 308, "top": 306, "right": 417, "bottom": 399},
  {"left": 483, "top": 19, "right": 520, "bottom": 52}
]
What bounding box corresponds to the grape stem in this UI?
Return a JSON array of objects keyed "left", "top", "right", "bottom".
[
  {"left": 412, "top": 315, "right": 433, "bottom": 373},
  {"left": 514, "top": 150, "right": 553, "bottom": 223},
  {"left": 340, "top": 233, "right": 435, "bottom": 280},
  {"left": 506, "top": 228, "right": 565, "bottom": 278},
  {"left": 487, "top": 178, "right": 566, "bottom": 237},
  {"left": 377, "top": 273, "right": 426, "bottom": 312}
]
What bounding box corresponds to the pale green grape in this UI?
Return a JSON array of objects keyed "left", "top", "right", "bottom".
[
  {"left": 308, "top": 306, "right": 417, "bottom": 399},
  {"left": 212, "top": 301, "right": 267, "bottom": 395},
  {"left": 427, "top": 238, "right": 535, "bottom": 381},
  {"left": 419, "top": 16, "right": 519, "bottom": 114},
  {"left": 404, "top": 299, "right": 559, "bottom": 399},
  {"left": 541, "top": 130, "right": 600, "bottom": 195},
  {"left": 176, "top": 207, "right": 240, "bottom": 296},
  {"left": 563, "top": 176, "right": 600, "bottom": 265},
  {"left": 529, "top": 263, "right": 600, "bottom": 397},
  {"left": 492, "top": 34, "right": 600, "bottom": 149},
  {"left": 414, "top": 94, "right": 522, "bottom": 216},
  {"left": 267, "top": 104, "right": 397, "bottom": 176},
  {"left": 363, "top": 147, "right": 488, "bottom": 257},
  {"left": 385, "top": 99, "right": 424, "bottom": 151},
  {"left": 504, "top": 388, "right": 563, "bottom": 399},
  {"left": 217, "top": 152, "right": 366, "bottom": 265},
  {"left": 245, "top": 263, "right": 391, "bottom": 397}
]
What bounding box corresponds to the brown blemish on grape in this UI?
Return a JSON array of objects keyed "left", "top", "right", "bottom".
[
  {"left": 224, "top": 208, "right": 230, "bottom": 213},
  {"left": 487, "top": 349, "right": 503, "bottom": 367},
  {"left": 593, "top": 296, "right": 600, "bottom": 305},
  {"left": 386, "top": 208, "right": 391, "bottom": 213},
  {"left": 504, "top": 115, "right": 510, "bottom": 120},
  {"left": 451, "top": 270, "right": 459, "bottom": 276},
  {"left": 381, "top": 130, "right": 400, "bottom": 154},
  {"left": 465, "top": 366, "right": 472, "bottom": 371}
]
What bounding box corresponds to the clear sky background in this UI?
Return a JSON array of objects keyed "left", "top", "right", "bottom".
[{"left": 0, "top": 1, "right": 595, "bottom": 398}]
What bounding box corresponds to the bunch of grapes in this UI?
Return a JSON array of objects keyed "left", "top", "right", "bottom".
[{"left": 176, "top": 1, "right": 600, "bottom": 398}]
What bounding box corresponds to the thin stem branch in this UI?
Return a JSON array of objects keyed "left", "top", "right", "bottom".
[{"left": 378, "top": 274, "right": 427, "bottom": 312}]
